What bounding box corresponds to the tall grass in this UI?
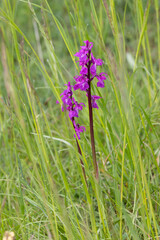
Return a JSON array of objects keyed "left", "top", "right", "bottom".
[{"left": 0, "top": 0, "right": 160, "bottom": 239}]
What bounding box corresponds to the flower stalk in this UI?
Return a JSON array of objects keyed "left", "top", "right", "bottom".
[
  {"left": 87, "top": 51, "right": 99, "bottom": 179},
  {"left": 87, "top": 81, "right": 99, "bottom": 179}
]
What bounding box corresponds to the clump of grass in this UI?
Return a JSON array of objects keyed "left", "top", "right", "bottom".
[{"left": 0, "top": 0, "right": 160, "bottom": 239}]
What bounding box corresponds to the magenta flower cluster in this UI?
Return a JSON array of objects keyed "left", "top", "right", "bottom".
[
  {"left": 58, "top": 40, "right": 107, "bottom": 139},
  {"left": 73, "top": 40, "right": 107, "bottom": 109},
  {"left": 58, "top": 81, "right": 86, "bottom": 139}
]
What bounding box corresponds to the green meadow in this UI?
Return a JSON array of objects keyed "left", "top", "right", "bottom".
[{"left": 0, "top": 0, "right": 160, "bottom": 239}]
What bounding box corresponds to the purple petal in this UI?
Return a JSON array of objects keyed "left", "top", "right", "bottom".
[
  {"left": 97, "top": 81, "right": 105, "bottom": 88},
  {"left": 79, "top": 125, "right": 86, "bottom": 132},
  {"left": 96, "top": 74, "right": 106, "bottom": 81},
  {"left": 74, "top": 51, "right": 82, "bottom": 57},
  {"left": 90, "top": 64, "right": 96, "bottom": 76},
  {"left": 91, "top": 95, "right": 101, "bottom": 109},
  {"left": 95, "top": 58, "right": 103, "bottom": 65},
  {"left": 80, "top": 81, "right": 89, "bottom": 91},
  {"left": 92, "top": 95, "right": 101, "bottom": 100},
  {"left": 73, "top": 83, "right": 81, "bottom": 91},
  {"left": 74, "top": 122, "right": 86, "bottom": 139},
  {"left": 92, "top": 102, "right": 99, "bottom": 109},
  {"left": 91, "top": 53, "right": 103, "bottom": 66},
  {"left": 83, "top": 40, "right": 93, "bottom": 50},
  {"left": 80, "top": 66, "right": 88, "bottom": 75}
]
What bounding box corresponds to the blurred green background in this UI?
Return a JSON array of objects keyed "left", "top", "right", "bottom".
[{"left": 0, "top": 0, "right": 160, "bottom": 239}]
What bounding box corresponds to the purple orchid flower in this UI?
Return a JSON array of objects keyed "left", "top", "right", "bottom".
[
  {"left": 91, "top": 95, "right": 102, "bottom": 109},
  {"left": 58, "top": 40, "right": 108, "bottom": 180}
]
